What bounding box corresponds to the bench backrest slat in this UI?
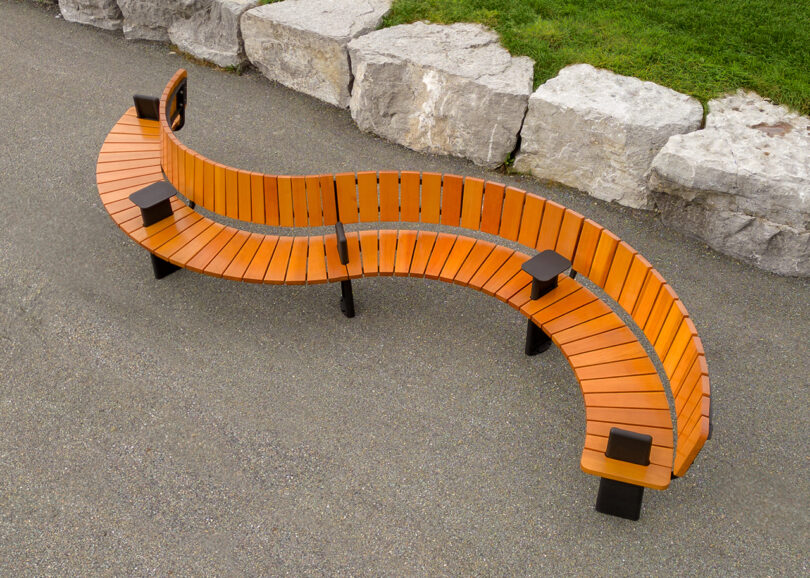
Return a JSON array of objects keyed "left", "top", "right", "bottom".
[
  {"left": 440, "top": 174, "right": 463, "bottom": 227},
  {"left": 335, "top": 173, "right": 358, "bottom": 224},
  {"left": 401, "top": 171, "right": 421, "bottom": 222},
  {"left": 422, "top": 173, "right": 442, "bottom": 224},
  {"left": 498, "top": 187, "right": 525, "bottom": 242},
  {"left": 555, "top": 209, "right": 584, "bottom": 262},
  {"left": 536, "top": 200, "right": 565, "bottom": 251},
  {"left": 480, "top": 181, "right": 506, "bottom": 235},
  {"left": 460, "top": 177, "right": 485, "bottom": 230},
  {"left": 379, "top": 171, "right": 399, "bottom": 222},
  {"left": 517, "top": 194, "right": 545, "bottom": 248}
]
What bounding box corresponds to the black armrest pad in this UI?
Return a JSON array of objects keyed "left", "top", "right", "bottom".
[
  {"left": 335, "top": 221, "right": 349, "bottom": 265},
  {"left": 521, "top": 249, "right": 571, "bottom": 282},
  {"left": 605, "top": 428, "right": 652, "bottom": 466},
  {"left": 133, "top": 94, "right": 160, "bottom": 121},
  {"left": 130, "top": 181, "right": 177, "bottom": 209}
]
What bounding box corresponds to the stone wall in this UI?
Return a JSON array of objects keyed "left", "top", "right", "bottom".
[{"left": 49, "top": 0, "right": 810, "bottom": 275}]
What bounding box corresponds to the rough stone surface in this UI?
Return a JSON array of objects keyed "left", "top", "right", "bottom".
[
  {"left": 169, "top": 0, "right": 261, "bottom": 68},
  {"left": 650, "top": 91, "right": 810, "bottom": 276},
  {"left": 117, "top": 0, "right": 179, "bottom": 41},
  {"left": 514, "top": 63, "right": 704, "bottom": 208},
  {"left": 58, "top": 0, "right": 122, "bottom": 30},
  {"left": 348, "top": 22, "right": 533, "bottom": 168},
  {"left": 241, "top": 0, "right": 392, "bottom": 108}
]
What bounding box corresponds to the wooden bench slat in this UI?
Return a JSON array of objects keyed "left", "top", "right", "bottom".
[
  {"left": 248, "top": 172, "right": 264, "bottom": 224},
  {"left": 379, "top": 171, "right": 399, "bottom": 222},
  {"left": 324, "top": 234, "right": 349, "bottom": 281},
  {"left": 552, "top": 312, "right": 625, "bottom": 345},
  {"left": 482, "top": 253, "right": 529, "bottom": 296},
  {"left": 479, "top": 181, "right": 505, "bottom": 235},
  {"left": 306, "top": 236, "right": 328, "bottom": 284},
  {"left": 632, "top": 269, "right": 665, "bottom": 329},
  {"left": 453, "top": 240, "right": 496, "bottom": 286},
  {"left": 401, "top": 171, "right": 420, "bottom": 222},
  {"left": 581, "top": 449, "right": 671, "bottom": 490},
  {"left": 264, "top": 175, "right": 279, "bottom": 226},
  {"left": 320, "top": 175, "right": 338, "bottom": 226},
  {"left": 204, "top": 230, "right": 250, "bottom": 277},
  {"left": 236, "top": 170, "right": 251, "bottom": 222},
  {"left": 166, "top": 222, "right": 225, "bottom": 266},
  {"left": 555, "top": 209, "right": 584, "bottom": 261},
  {"left": 506, "top": 284, "right": 533, "bottom": 311},
  {"left": 543, "top": 299, "right": 614, "bottom": 334},
  {"left": 358, "top": 171, "right": 378, "bottom": 223},
  {"left": 100, "top": 141, "right": 161, "bottom": 154},
  {"left": 103, "top": 132, "right": 160, "bottom": 145},
  {"left": 536, "top": 200, "right": 565, "bottom": 251},
  {"left": 305, "top": 175, "right": 323, "bottom": 226},
  {"left": 440, "top": 174, "right": 463, "bottom": 227},
  {"left": 604, "top": 242, "right": 637, "bottom": 302},
  {"left": 654, "top": 300, "right": 688, "bottom": 359},
  {"left": 276, "top": 176, "right": 294, "bottom": 226},
  {"left": 421, "top": 172, "right": 442, "bottom": 224},
  {"left": 588, "top": 230, "right": 620, "bottom": 288},
  {"left": 243, "top": 236, "right": 279, "bottom": 283},
  {"left": 408, "top": 231, "right": 437, "bottom": 277},
  {"left": 586, "top": 421, "right": 673, "bottom": 449},
  {"left": 223, "top": 167, "right": 238, "bottom": 219},
  {"left": 460, "top": 177, "right": 485, "bottom": 230},
  {"left": 96, "top": 157, "right": 161, "bottom": 174},
  {"left": 519, "top": 276, "right": 581, "bottom": 317},
  {"left": 97, "top": 171, "right": 164, "bottom": 195},
  {"left": 222, "top": 233, "right": 264, "bottom": 281},
  {"left": 265, "top": 237, "right": 294, "bottom": 283},
  {"left": 200, "top": 161, "right": 214, "bottom": 211},
  {"left": 586, "top": 406, "right": 672, "bottom": 430},
  {"left": 559, "top": 327, "right": 637, "bottom": 357},
  {"left": 579, "top": 374, "right": 667, "bottom": 394},
  {"left": 378, "top": 230, "right": 398, "bottom": 276},
  {"left": 568, "top": 341, "right": 648, "bottom": 368},
  {"left": 517, "top": 194, "right": 544, "bottom": 248},
  {"left": 673, "top": 416, "right": 710, "bottom": 477},
  {"left": 394, "top": 230, "right": 418, "bottom": 277},
  {"left": 467, "top": 245, "right": 513, "bottom": 290},
  {"left": 96, "top": 165, "right": 163, "bottom": 184},
  {"left": 336, "top": 173, "right": 359, "bottom": 224},
  {"left": 498, "top": 187, "right": 525, "bottom": 242},
  {"left": 292, "top": 176, "right": 308, "bottom": 227},
  {"left": 130, "top": 206, "right": 194, "bottom": 243},
  {"left": 584, "top": 392, "right": 670, "bottom": 411},
  {"left": 524, "top": 286, "right": 595, "bottom": 322},
  {"left": 576, "top": 358, "right": 658, "bottom": 380},
  {"left": 346, "top": 233, "right": 363, "bottom": 279},
  {"left": 191, "top": 155, "right": 204, "bottom": 208},
  {"left": 643, "top": 285, "right": 678, "bottom": 344},
  {"left": 424, "top": 234, "right": 458, "bottom": 280},
  {"left": 438, "top": 237, "right": 476, "bottom": 282},
  {"left": 142, "top": 212, "right": 203, "bottom": 252},
  {"left": 110, "top": 123, "right": 161, "bottom": 135},
  {"left": 358, "top": 230, "right": 379, "bottom": 275},
  {"left": 98, "top": 150, "right": 161, "bottom": 165},
  {"left": 284, "top": 236, "right": 309, "bottom": 285},
  {"left": 495, "top": 270, "right": 533, "bottom": 303},
  {"left": 185, "top": 227, "right": 239, "bottom": 273}
]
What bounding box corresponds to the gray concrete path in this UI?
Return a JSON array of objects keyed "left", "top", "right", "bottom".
[{"left": 1, "top": 1, "right": 807, "bottom": 575}]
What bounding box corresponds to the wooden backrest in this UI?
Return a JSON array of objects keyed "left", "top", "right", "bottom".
[{"left": 159, "top": 69, "right": 710, "bottom": 475}]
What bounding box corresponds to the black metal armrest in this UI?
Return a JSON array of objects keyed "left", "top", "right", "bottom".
[
  {"left": 130, "top": 181, "right": 177, "bottom": 227},
  {"left": 133, "top": 95, "right": 160, "bottom": 121},
  {"left": 335, "top": 221, "right": 349, "bottom": 265},
  {"left": 521, "top": 249, "right": 571, "bottom": 300}
]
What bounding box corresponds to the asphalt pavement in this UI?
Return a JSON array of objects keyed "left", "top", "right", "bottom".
[{"left": 0, "top": 1, "right": 808, "bottom": 575}]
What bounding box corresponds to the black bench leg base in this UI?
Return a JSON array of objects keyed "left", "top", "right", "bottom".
[
  {"left": 595, "top": 478, "right": 645, "bottom": 521},
  {"left": 525, "top": 319, "right": 551, "bottom": 355},
  {"left": 339, "top": 280, "right": 355, "bottom": 318},
  {"left": 150, "top": 254, "right": 180, "bottom": 280}
]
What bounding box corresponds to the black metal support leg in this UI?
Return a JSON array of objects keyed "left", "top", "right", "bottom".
[
  {"left": 595, "top": 478, "right": 645, "bottom": 521},
  {"left": 340, "top": 280, "right": 355, "bottom": 318},
  {"left": 594, "top": 428, "right": 653, "bottom": 520},
  {"left": 150, "top": 254, "right": 180, "bottom": 279},
  {"left": 525, "top": 320, "right": 551, "bottom": 355}
]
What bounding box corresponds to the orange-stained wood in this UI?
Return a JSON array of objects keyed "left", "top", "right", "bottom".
[
  {"left": 440, "top": 174, "right": 463, "bottom": 227},
  {"left": 654, "top": 300, "right": 688, "bottom": 359},
  {"left": 603, "top": 242, "right": 637, "bottom": 302},
  {"left": 618, "top": 254, "right": 651, "bottom": 314},
  {"left": 379, "top": 171, "right": 399, "bottom": 222},
  {"left": 237, "top": 170, "right": 252, "bottom": 222},
  {"left": 424, "top": 234, "right": 458, "bottom": 280},
  {"left": 167, "top": 223, "right": 226, "bottom": 267},
  {"left": 224, "top": 167, "right": 239, "bottom": 219},
  {"left": 579, "top": 374, "right": 666, "bottom": 395},
  {"left": 223, "top": 233, "right": 263, "bottom": 281},
  {"left": 468, "top": 246, "right": 513, "bottom": 290},
  {"left": 265, "top": 237, "right": 294, "bottom": 283},
  {"left": 291, "top": 176, "right": 308, "bottom": 227},
  {"left": 250, "top": 172, "right": 265, "bottom": 225},
  {"left": 185, "top": 227, "right": 238, "bottom": 273},
  {"left": 263, "top": 175, "right": 279, "bottom": 226},
  {"left": 214, "top": 164, "right": 226, "bottom": 215},
  {"left": 358, "top": 230, "right": 379, "bottom": 275},
  {"left": 320, "top": 175, "right": 338, "bottom": 226},
  {"left": 285, "top": 237, "right": 308, "bottom": 285},
  {"left": 438, "top": 237, "right": 476, "bottom": 282},
  {"left": 495, "top": 270, "right": 533, "bottom": 303},
  {"left": 576, "top": 358, "right": 658, "bottom": 381},
  {"left": 378, "top": 230, "right": 398, "bottom": 276},
  {"left": 345, "top": 233, "right": 362, "bottom": 278},
  {"left": 498, "top": 187, "right": 525, "bottom": 242},
  {"left": 202, "top": 160, "right": 215, "bottom": 211},
  {"left": 204, "top": 230, "right": 250, "bottom": 277},
  {"left": 536, "top": 200, "right": 565, "bottom": 251},
  {"left": 394, "top": 230, "right": 418, "bottom": 277},
  {"left": 335, "top": 173, "right": 359, "bottom": 224},
  {"left": 307, "top": 236, "right": 328, "bottom": 284},
  {"left": 277, "top": 176, "right": 294, "bottom": 227},
  {"left": 305, "top": 175, "right": 323, "bottom": 227},
  {"left": 400, "top": 171, "right": 420, "bottom": 222},
  {"left": 644, "top": 285, "right": 677, "bottom": 344},
  {"left": 555, "top": 210, "right": 584, "bottom": 261},
  {"left": 421, "top": 173, "right": 442, "bottom": 224},
  {"left": 460, "top": 177, "right": 484, "bottom": 230},
  {"left": 324, "top": 234, "right": 348, "bottom": 281},
  {"left": 572, "top": 219, "right": 603, "bottom": 276},
  {"left": 559, "top": 327, "right": 637, "bottom": 357},
  {"left": 479, "top": 181, "right": 505, "bottom": 235},
  {"left": 588, "top": 230, "right": 620, "bottom": 288},
  {"left": 243, "top": 236, "right": 279, "bottom": 282},
  {"left": 517, "top": 194, "right": 544, "bottom": 249},
  {"left": 568, "top": 342, "right": 648, "bottom": 368},
  {"left": 482, "top": 253, "right": 528, "bottom": 296},
  {"left": 358, "top": 171, "right": 379, "bottom": 223},
  {"left": 409, "top": 231, "right": 437, "bottom": 277},
  {"left": 453, "top": 240, "right": 495, "bottom": 286},
  {"left": 553, "top": 313, "right": 625, "bottom": 345}
]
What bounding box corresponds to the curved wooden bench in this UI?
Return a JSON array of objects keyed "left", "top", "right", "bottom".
[{"left": 96, "top": 69, "right": 711, "bottom": 520}]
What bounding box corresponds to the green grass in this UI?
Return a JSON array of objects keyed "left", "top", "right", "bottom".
[{"left": 384, "top": 0, "right": 810, "bottom": 115}]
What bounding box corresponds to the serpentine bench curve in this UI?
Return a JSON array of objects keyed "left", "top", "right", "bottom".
[{"left": 95, "top": 69, "right": 711, "bottom": 520}]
